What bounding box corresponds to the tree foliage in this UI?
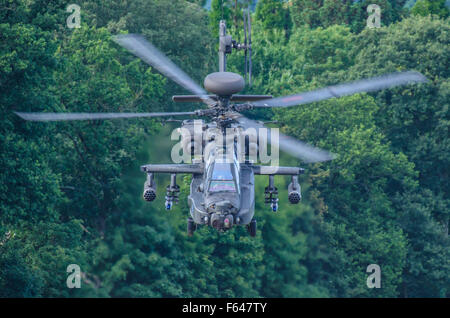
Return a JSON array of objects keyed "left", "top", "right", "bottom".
[
  {"left": 291, "top": 0, "right": 409, "bottom": 32},
  {"left": 0, "top": 0, "right": 448, "bottom": 298},
  {"left": 411, "top": 0, "right": 449, "bottom": 18},
  {"left": 255, "top": 0, "right": 292, "bottom": 33}
]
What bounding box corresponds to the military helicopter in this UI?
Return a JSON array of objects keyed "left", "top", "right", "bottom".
[{"left": 15, "top": 10, "right": 427, "bottom": 237}]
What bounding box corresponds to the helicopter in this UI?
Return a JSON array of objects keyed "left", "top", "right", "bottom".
[{"left": 15, "top": 9, "right": 428, "bottom": 237}]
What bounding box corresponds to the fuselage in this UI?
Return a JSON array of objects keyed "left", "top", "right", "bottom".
[{"left": 185, "top": 120, "right": 256, "bottom": 230}]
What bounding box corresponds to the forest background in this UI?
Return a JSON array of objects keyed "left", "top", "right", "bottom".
[{"left": 0, "top": 0, "right": 448, "bottom": 297}]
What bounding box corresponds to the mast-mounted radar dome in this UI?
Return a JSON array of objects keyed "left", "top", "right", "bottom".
[{"left": 204, "top": 72, "right": 245, "bottom": 96}]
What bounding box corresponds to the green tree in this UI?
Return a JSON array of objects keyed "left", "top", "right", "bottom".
[
  {"left": 2, "top": 0, "right": 448, "bottom": 298},
  {"left": 291, "top": 0, "right": 408, "bottom": 32},
  {"left": 0, "top": 0, "right": 91, "bottom": 297},
  {"left": 411, "top": 0, "right": 449, "bottom": 18},
  {"left": 82, "top": 0, "right": 215, "bottom": 113},
  {"left": 276, "top": 90, "right": 414, "bottom": 296},
  {"left": 246, "top": 20, "right": 447, "bottom": 296},
  {"left": 209, "top": 0, "right": 233, "bottom": 35},
  {"left": 347, "top": 15, "right": 450, "bottom": 297},
  {"left": 255, "top": 0, "right": 292, "bottom": 33}
]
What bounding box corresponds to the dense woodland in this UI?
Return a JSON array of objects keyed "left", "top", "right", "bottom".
[{"left": 0, "top": 0, "right": 448, "bottom": 297}]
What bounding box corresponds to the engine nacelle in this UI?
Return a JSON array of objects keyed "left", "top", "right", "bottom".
[
  {"left": 143, "top": 173, "right": 157, "bottom": 202},
  {"left": 288, "top": 176, "right": 301, "bottom": 204}
]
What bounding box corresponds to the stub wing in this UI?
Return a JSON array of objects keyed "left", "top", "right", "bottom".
[
  {"left": 251, "top": 165, "right": 305, "bottom": 175},
  {"left": 141, "top": 163, "right": 203, "bottom": 175}
]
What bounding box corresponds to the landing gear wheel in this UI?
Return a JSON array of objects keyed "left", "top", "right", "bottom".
[
  {"left": 247, "top": 219, "right": 257, "bottom": 237},
  {"left": 187, "top": 217, "right": 197, "bottom": 237}
]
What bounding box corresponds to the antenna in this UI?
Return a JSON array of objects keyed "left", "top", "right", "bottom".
[
  {"left": 247, "top": 7, "right": 252, "bottom": 87},
  {"left": 243, "top": 9, "right": 248, "bottom": 83},
  {"left": 217, "top": 7, "right": 252, "bottom": 86},
  {"left": 218, "top": 20, "right": 231, "bottom": 72}
]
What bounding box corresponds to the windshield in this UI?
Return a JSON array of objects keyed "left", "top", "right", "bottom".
[
  {"left": 209, "top": 180, "right": 236, "bottom": 193},
  {"left": 208, "top": 162, "right": 236, "bottom": 192},
  {"left": 211, "top": 162, "right": 234, "bottom": 180}
]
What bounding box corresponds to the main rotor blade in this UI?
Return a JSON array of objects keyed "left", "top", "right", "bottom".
[
  {"left": 113, "top": 34, "right": 215, "bottom": 107},
  {"left": 14, "top": 111, "right": 196, "bottom": 122},
  {"left": 235, "top": 115, "right": 335, "bottom": 163},
  {"left": 250, "top": 71, "right": 428, "bottom": 108},
  {"left": 247, "top": 8, "right": 252, "bottom": 86},
  {"left": 243, "top": 9, "right": 248, "bottom": 83}
]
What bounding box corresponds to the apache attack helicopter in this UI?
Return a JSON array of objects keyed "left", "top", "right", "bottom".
[{"left": 15, "top": 10, "right": 427, "bottom": 237}]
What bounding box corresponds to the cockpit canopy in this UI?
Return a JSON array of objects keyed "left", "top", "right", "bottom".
[
  {"left": 211, "top": 162, "right": 233, "bottom": 180},
  {"left": 208, "top": 162, "right": 237, "bottom": 193},
  {"left": 209, "top": 180, "right": 236, "bottom": 192}
]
